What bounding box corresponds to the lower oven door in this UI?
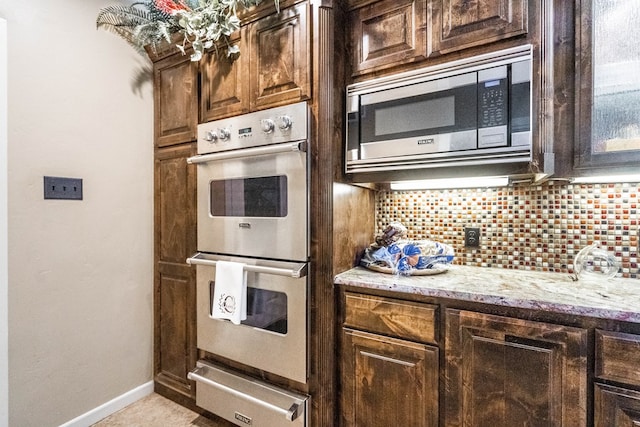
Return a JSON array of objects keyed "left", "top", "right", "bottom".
[
  {"left": 188, "top": 360, "right": 309, "bottom": 427},
  {"left": 188, "top": 252, "right": 308, "bottom": 383}
]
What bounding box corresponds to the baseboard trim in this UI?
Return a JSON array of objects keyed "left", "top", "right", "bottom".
[{"left": 59, "top": 381, "right": 154, "bottom": 427}]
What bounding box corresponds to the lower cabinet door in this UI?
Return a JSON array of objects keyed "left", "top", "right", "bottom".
[
  {"left": 595, "top": 383, "right": 640, "bottom": 426},
  {"left": 154, "top": 143, "right": 197, "bottom": 400},
  {"left": 340, "top": 328, "right": 438, "bottom": 427},
  {"left": 445, "top": 309, "right": 588, "bottom": 427}
]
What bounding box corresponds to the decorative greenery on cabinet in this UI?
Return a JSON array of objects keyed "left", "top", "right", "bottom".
[{"left": 96, "top": 0, "right": 279, "bottom": 61}]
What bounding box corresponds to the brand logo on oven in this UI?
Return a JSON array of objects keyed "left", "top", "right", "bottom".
[
  {"left": 235, "top": 412, "right": 252, "bottom": 425},
  {"left": 417, "top": 138, "right": 435, "bottom": 145}
]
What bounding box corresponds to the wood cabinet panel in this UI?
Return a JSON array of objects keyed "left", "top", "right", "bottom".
[
  {"left": 155, "top": 261, "right": 197, "bottom": 397},
  {"left": 341, "top": 328, "right": 438, "bottom": 427},
  {"left": 595, "top": 383, "right": 640, "bottom": 427},
  {"left": 445, "top": 309, "right": 588, "bottom": 427},
  {"left": 429, "top": 0, "right": 528, "bottom": 55},
  {"left": 344, "top": 292, "right": 437, "bottom": 344},
  {"left": 249, "top": 2, "right": 310, "bottom": 110},
  {"left": 596, "top": 329, "right": 640, "bottom": 387},
  {"left": 199, "top": 29, "right": 250, "bottom": 122},
  {"left": 154, "top": 55, "right": 198, "bottom": 147},
  {"left": 154, "top": 143, "right": 197, "bottom": 399},
  {"left": 348, "top": 0, "right": 427, "bottom": 76},
  {"left": 155, "top": 144, "right": 196, "bottom": 264}
]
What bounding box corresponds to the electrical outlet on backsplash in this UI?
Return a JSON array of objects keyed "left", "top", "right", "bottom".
[{"left": 375, "top": 182, "right": 639, "bottom": 279}]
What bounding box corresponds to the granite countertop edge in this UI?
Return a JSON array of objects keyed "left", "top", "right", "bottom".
[{"left": 334, "top": 265, "right": 640, "bottom": 323}]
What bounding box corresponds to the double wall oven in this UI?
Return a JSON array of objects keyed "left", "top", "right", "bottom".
[{"left": 186, "top": 101, "right": 310, "bottom": 426}]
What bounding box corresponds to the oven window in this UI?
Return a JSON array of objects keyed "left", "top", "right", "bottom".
[
  {"left": 209, "top": 176, "right": 288, "bottom": 217},
  {"left": 244, "top": 287, "right": 288, "bottom": 334},
  {"left": 210, "top": 282, "right": 288, "bottom": 334}
]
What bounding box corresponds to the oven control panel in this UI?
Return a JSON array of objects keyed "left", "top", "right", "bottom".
[{"left": 197, "top": 101, "right": 308, "bottom": 155}]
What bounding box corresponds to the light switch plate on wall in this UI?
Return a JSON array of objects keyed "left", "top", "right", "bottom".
[{"left": 43, "top": 176, "right": 83, "bottom": 200}]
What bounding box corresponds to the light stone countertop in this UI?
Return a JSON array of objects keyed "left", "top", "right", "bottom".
[{"left": 334, "top": 266, "right": 640, "bottom": 322}]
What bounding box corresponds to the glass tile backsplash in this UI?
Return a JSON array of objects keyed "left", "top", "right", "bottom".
[{"left": 376, "top": 182, "right": 639, "bottom": 278}]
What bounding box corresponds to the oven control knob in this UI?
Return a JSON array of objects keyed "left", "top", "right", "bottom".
[
  {"left": 205, "top": 130, "right": 218, "bottom": 143},
  {"left": 260, "top": 119, "right": 275, "bottom": 134},
  {"left": 218, "top": 128, "right": 231, "bottom": 141},
  {"left": 276, "top": 115, "right": 293, "bottom": 131}
]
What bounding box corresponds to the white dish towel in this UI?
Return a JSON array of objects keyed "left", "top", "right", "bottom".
[{"left": 211, "top": 260, "right": 247, "bottom": 325}]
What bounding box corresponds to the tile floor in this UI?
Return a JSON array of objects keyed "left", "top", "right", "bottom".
[{"left": 92, "top": 393, "right": 218, "bottom": 427}]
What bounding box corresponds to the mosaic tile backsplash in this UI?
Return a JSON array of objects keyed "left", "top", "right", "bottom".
[{"left": 376, "top": 182, "right": 639, "bottom": 279}]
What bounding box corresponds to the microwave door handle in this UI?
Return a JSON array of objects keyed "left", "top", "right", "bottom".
[
  {"left": 187, "top": 141, "right": 306, "bottom": 164},
  {"left": 186, "top": 253, "right": 308, "bottom": 279}
]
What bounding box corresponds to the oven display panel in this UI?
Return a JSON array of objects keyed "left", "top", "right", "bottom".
[{"left": 209, "top": 175, "right": 288, "bottom": 217}]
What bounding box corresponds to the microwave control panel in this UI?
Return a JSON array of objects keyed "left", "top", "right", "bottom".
[{"left": 478, "top": 78, "right": 508, "bottom": 128}]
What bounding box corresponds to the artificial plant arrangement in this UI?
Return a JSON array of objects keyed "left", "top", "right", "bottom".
[{"left": 97, "top": 0, "right": 279, "bottom": 62}]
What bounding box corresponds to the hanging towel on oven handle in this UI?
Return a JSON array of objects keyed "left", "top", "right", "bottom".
[{"left": 211, "top": 260, "right": 247, "bottom": 325}]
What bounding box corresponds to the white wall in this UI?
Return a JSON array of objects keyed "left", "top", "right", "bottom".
[
  {"left": 0, "top": 1, "right": 154, "bottom": 426},
  {"left": 1, "top": 16, "right": 8, "bottom": 427}
]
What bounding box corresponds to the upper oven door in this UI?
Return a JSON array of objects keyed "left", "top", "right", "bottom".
[{"left": 193, "top": 141, "right": 308, "bottom": 262}]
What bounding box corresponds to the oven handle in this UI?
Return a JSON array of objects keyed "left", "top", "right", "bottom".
[
  {"left": 187, "top": 141, "right": 306, "bottom": 164},
  {"left": 186, "top": 253, "right": 308, "bottom": 279},
  {"left": 188, "top": 366, "right": 302, "bottom": 422}
]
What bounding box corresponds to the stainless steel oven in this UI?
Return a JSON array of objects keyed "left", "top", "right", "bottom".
[
  {"left": 189, "top": 101, "right": 309, "bottom": 262},
  {"left": 187, "top": 252, "right": 308, "bottom": 383},
  {"left": 186, "top": 102, "right": 310, "bottom": 427}
]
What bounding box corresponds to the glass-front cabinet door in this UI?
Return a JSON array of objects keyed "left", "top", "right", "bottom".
[{"left": 575, "top": 0, "right": 640, "bottom": 174}]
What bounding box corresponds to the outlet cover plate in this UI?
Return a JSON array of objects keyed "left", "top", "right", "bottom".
[
  {"left": 464, "top": 227, "right": 480, "bottom": 247},
  {"left": 44, "top": 176, "right": 83, "bottom": 200}
]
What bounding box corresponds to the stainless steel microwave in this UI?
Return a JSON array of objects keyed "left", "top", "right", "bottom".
[{"left": 345, "top": 45, "right": 533, "bottom": 175}]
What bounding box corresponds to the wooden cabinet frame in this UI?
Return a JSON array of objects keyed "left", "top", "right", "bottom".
[
  {"left": 574, "top": 0, "right": 640, "bottom": 175},
  {"left": 153, "top": 55, "right": 198, "bottom": 147},
  {"left": 445, "top": 308, "right": 588, "bottom": 426}
]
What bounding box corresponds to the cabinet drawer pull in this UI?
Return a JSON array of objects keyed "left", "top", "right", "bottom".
[{"left": 359, "top": 350, "right": 415, "bottom": 367}]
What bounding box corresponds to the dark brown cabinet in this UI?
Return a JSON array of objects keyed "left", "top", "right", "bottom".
[
  {"left": 340, "top": 293, "right": 439, "bottom": 427},
  {"left": 151, "top": 45, "right": 198, "bottom": 404},
  {"left": 199, "top": 1, "right": 311, "bottom": 120},
  {"left": 346, "top": 0, "right": 529, "bottom": 78},
  {"left": 199, "top": 28, "right": 250, "bottom": 122},
  {"left": 154, "top": 143, "right": 197, "bottom": 401},
  {"left": 341, "top": 329, "right": 439, "bottom": 427},
  {"left": 445, "top": 309, "right": 588, "bottom": 427},
  {"left": 153, "top": 54, "right": 198, "bottom": 147},
  {"left": 595, "top": 384, "right": 640, "bottom": 426},
  {"left": 248, "top": 1, "right": 311, "bottom": 110},
  {"left": 594, "top": 330, "right": 640, "bottom": 426},
  {"left": 429, "top": 0, "right": 528, "bottom": 55},
  {"left": 346, "top": 0, "right": 427, "bottom": 77}
]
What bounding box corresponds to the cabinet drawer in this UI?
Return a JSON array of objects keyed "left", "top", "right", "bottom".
[
  {"left": 344, "top": 293, "right": 437, "bottom": 344},
  {"left": 596, "top": 330, "right": 640, "bottom": 387}
]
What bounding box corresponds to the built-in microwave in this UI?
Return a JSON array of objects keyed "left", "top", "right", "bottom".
[{"left": 346, "top": 45, "right": 533, "bottom": 176}]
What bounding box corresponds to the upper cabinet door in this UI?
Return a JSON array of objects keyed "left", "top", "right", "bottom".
[
  {"left": 347, "top": 0, "right": 427, "bottom": 77},
  {"left": 154, "top": 54, "right": 198, "bottom": 148},
  {"left": 200, "top": 28, "right": 250, "bottom": 123},
  {"left": 249, "top": 2, "right": 311, "bottom": 111},
  {"left": 575, "top": 0, "right": 640, "bottom": 174},
  {"left": 429, "top": 0, "right": 528, "bottom": 55}
]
